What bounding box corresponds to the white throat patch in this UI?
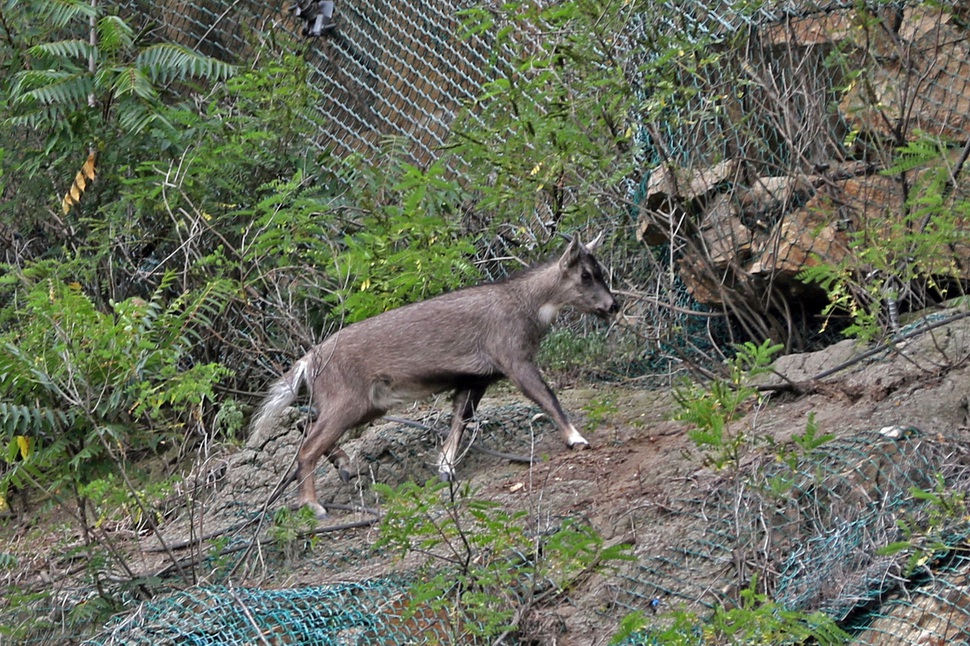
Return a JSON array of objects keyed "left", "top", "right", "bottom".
[{"left": 538, "top": 302, "right": 561, "bottom": 327}]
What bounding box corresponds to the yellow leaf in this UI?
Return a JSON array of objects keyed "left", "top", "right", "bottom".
[
  {"left": 0, "top": 493, "right": 8, "bottom": 512},
  {"left": 16, "top": 435, "right": 31, "bottom": 460},
  {"left": 61, "top": 150, "right": 98, "bottom": 215}
]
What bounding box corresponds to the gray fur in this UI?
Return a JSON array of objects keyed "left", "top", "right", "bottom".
[{"left": 251, "top": 235, "right": 618, "bottom": 518}]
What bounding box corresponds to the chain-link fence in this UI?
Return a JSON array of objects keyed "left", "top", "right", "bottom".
[
  {"left": 72, "top": 421, "right": 970, "bottom": 645},
  {"left": 130, "top": 0, "right": 970, "bottom": 368},
  {"left": 141, "top": 0, "right": 495, "bottom": 165}
]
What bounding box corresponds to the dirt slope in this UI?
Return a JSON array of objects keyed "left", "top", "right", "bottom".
[{"left": 5, "top": 310, "right": 970, "bottom": 645}]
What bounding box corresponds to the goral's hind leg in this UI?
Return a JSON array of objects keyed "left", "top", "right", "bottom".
[
  {"left": 296, "top": 401, "right": 378, "bottom": 519},
  {"left": 438, "top": 385, "right": 487, "bottom": 481}
]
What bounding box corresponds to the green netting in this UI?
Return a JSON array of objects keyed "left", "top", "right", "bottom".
[
  {"left": 851, "top": 552, "right": 970, "bottom": 645},
  {"left": 83, "top": 578, "right": 454, "bottom": 645},
  {"left": 71, "top": 425, "right": 970, "bottom": 645}
]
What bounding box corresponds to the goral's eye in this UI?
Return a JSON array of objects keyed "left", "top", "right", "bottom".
[{"left": 581, "top": 270, "right": 592, "bottom": 282}]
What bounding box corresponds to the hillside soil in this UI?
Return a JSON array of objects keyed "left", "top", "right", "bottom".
[{"left": 3, "top": 309, "right": 970, "bottom": 644}]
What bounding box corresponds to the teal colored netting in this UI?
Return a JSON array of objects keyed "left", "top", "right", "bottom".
[
  {"left": 84, "top": 578, "right": 453, "bottom": 645},
  {"left": 851, "top": 552, "right": 970, "bottom": 645}
]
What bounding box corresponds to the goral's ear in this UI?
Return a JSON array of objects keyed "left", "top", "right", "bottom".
[{"left": 558, "top": 235, "right": 582, "bottom": 271}]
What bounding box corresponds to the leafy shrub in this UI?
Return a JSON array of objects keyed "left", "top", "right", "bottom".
[
  {"left": 0, "top": 268, "right": 231, "bottom": 511},
  {"left": 674, "top": 339, "right": 782, "bottom": 471},
  {"left": 799, "top": 135, "right": 969, "bottom": 342},
  {"left": 615, "top": 579, "right": 849, "bottom": 645},
  {"left": 326, "top": 156, "right": 479, "bottom": 322},
  {"left": 375, "top": 478, "right": 632, "bottom": 642},
  {"left": 539, "top": 327, "right": 612, "bottom": 381}
]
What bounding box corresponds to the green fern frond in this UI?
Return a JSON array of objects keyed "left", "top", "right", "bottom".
[
  {"left": 97, "top": 15, "right": 134, "bottom": 54},
  {"left": 796, "top": 264, "right": 840, "bottom": 291},
  {"left": 0, "top": 458, "right": 39, "bottom": 491},
  {"left": 104, "top": 65, "right": 157, "bottom": 100},
  {"left": 157, "top": 278, "right": 234, "bottom": 347},
  {"left": 40, "top": 0, "right": 98, "bottom": 29},
  {"left": 68, "top": 443, "right": 102, "bottom": 471},
  {"left": 28, "top": 38, "right": 95, "bottom": 64},
  {"left": 136, "top": 43, "right": 237, "bottom": 85},
  {"left": 0, "top": 403, "right": 68, "bottom": 436},
  {"left": 13, "top": 69, "right": 69, "bottom": 94},
  {"left": 6, "top": 105, "right": 69, "bottom": 129},
  {"left": 884, "top": 137, "right": 942, "bottom": 175},
  {"left": 156, "top": 270, "right": 179, "bottom": 294},
  {"left": 16, "top": 71, "right": 94, "bottom": 107},
  {"left": 10, "top": 12, "right": 234, "bottom": 139},
  {"left": 0, "top": 341, "right": 32, "bottom": 388},
  {"left": 116, "top": 100, "right": 164, "bottom": 134}
]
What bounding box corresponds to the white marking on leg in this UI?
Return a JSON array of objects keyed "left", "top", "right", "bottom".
[
  {"left": 565, "top": 424, "right": 589, "bottom": 448},
  {"left": 305, "top": 501, "right": 329, "bottom": 520},
  {"left": 438, "top": 450, "right": 456, "bottom": 481}
]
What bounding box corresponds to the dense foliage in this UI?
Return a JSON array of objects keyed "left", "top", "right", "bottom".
[{"left": 0, "top": 1, "right": 644, "bottom": 534}]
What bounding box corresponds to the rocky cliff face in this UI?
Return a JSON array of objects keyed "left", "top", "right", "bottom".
[{"left": 635, "top": 3, "right": 970, "bottom": 325}]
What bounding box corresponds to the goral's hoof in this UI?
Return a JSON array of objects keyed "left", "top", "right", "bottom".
[
  {"left": 301, "top": 502, "right": 330, "bottom": 521},
  {"left": 438, "top": 470, "right": 455, "bottom": 483},
  {"left": 338, "top": 467, "right": 354, "bottom": 484},
  {"left": 568, "top": 440, "right": 590, "bottom": 450}
]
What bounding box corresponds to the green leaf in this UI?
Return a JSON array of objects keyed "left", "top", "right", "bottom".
[
  {"left": 136, "top": 43, "right": 237, "bottom": 85},
  {"left": 610, "top": 610, "right": 648, "bottom": 645},
  {"left": 28, "top": 38, "right": 95, "bottom": 62},
  {"left": 877, "top": 541, "right": 913, "bottom": 557},
  {"left": 792, "top": 412, "right": 835, "bottom": 452},
  {"left": 15, "top": 70, "right": 95, "bottom": 107},
  {"left": 103, "top": 65, "right": 158, "bottom": 100},
  {"left": 40, "top": 0, "right": 98, "bottom": 29},
  {"left": 97, "top": 15, "right": 135, "bottom": 54}
]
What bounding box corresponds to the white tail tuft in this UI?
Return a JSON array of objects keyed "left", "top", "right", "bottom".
[{"left": 250, "top": 356, "right": 310, "bottom": 445}]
